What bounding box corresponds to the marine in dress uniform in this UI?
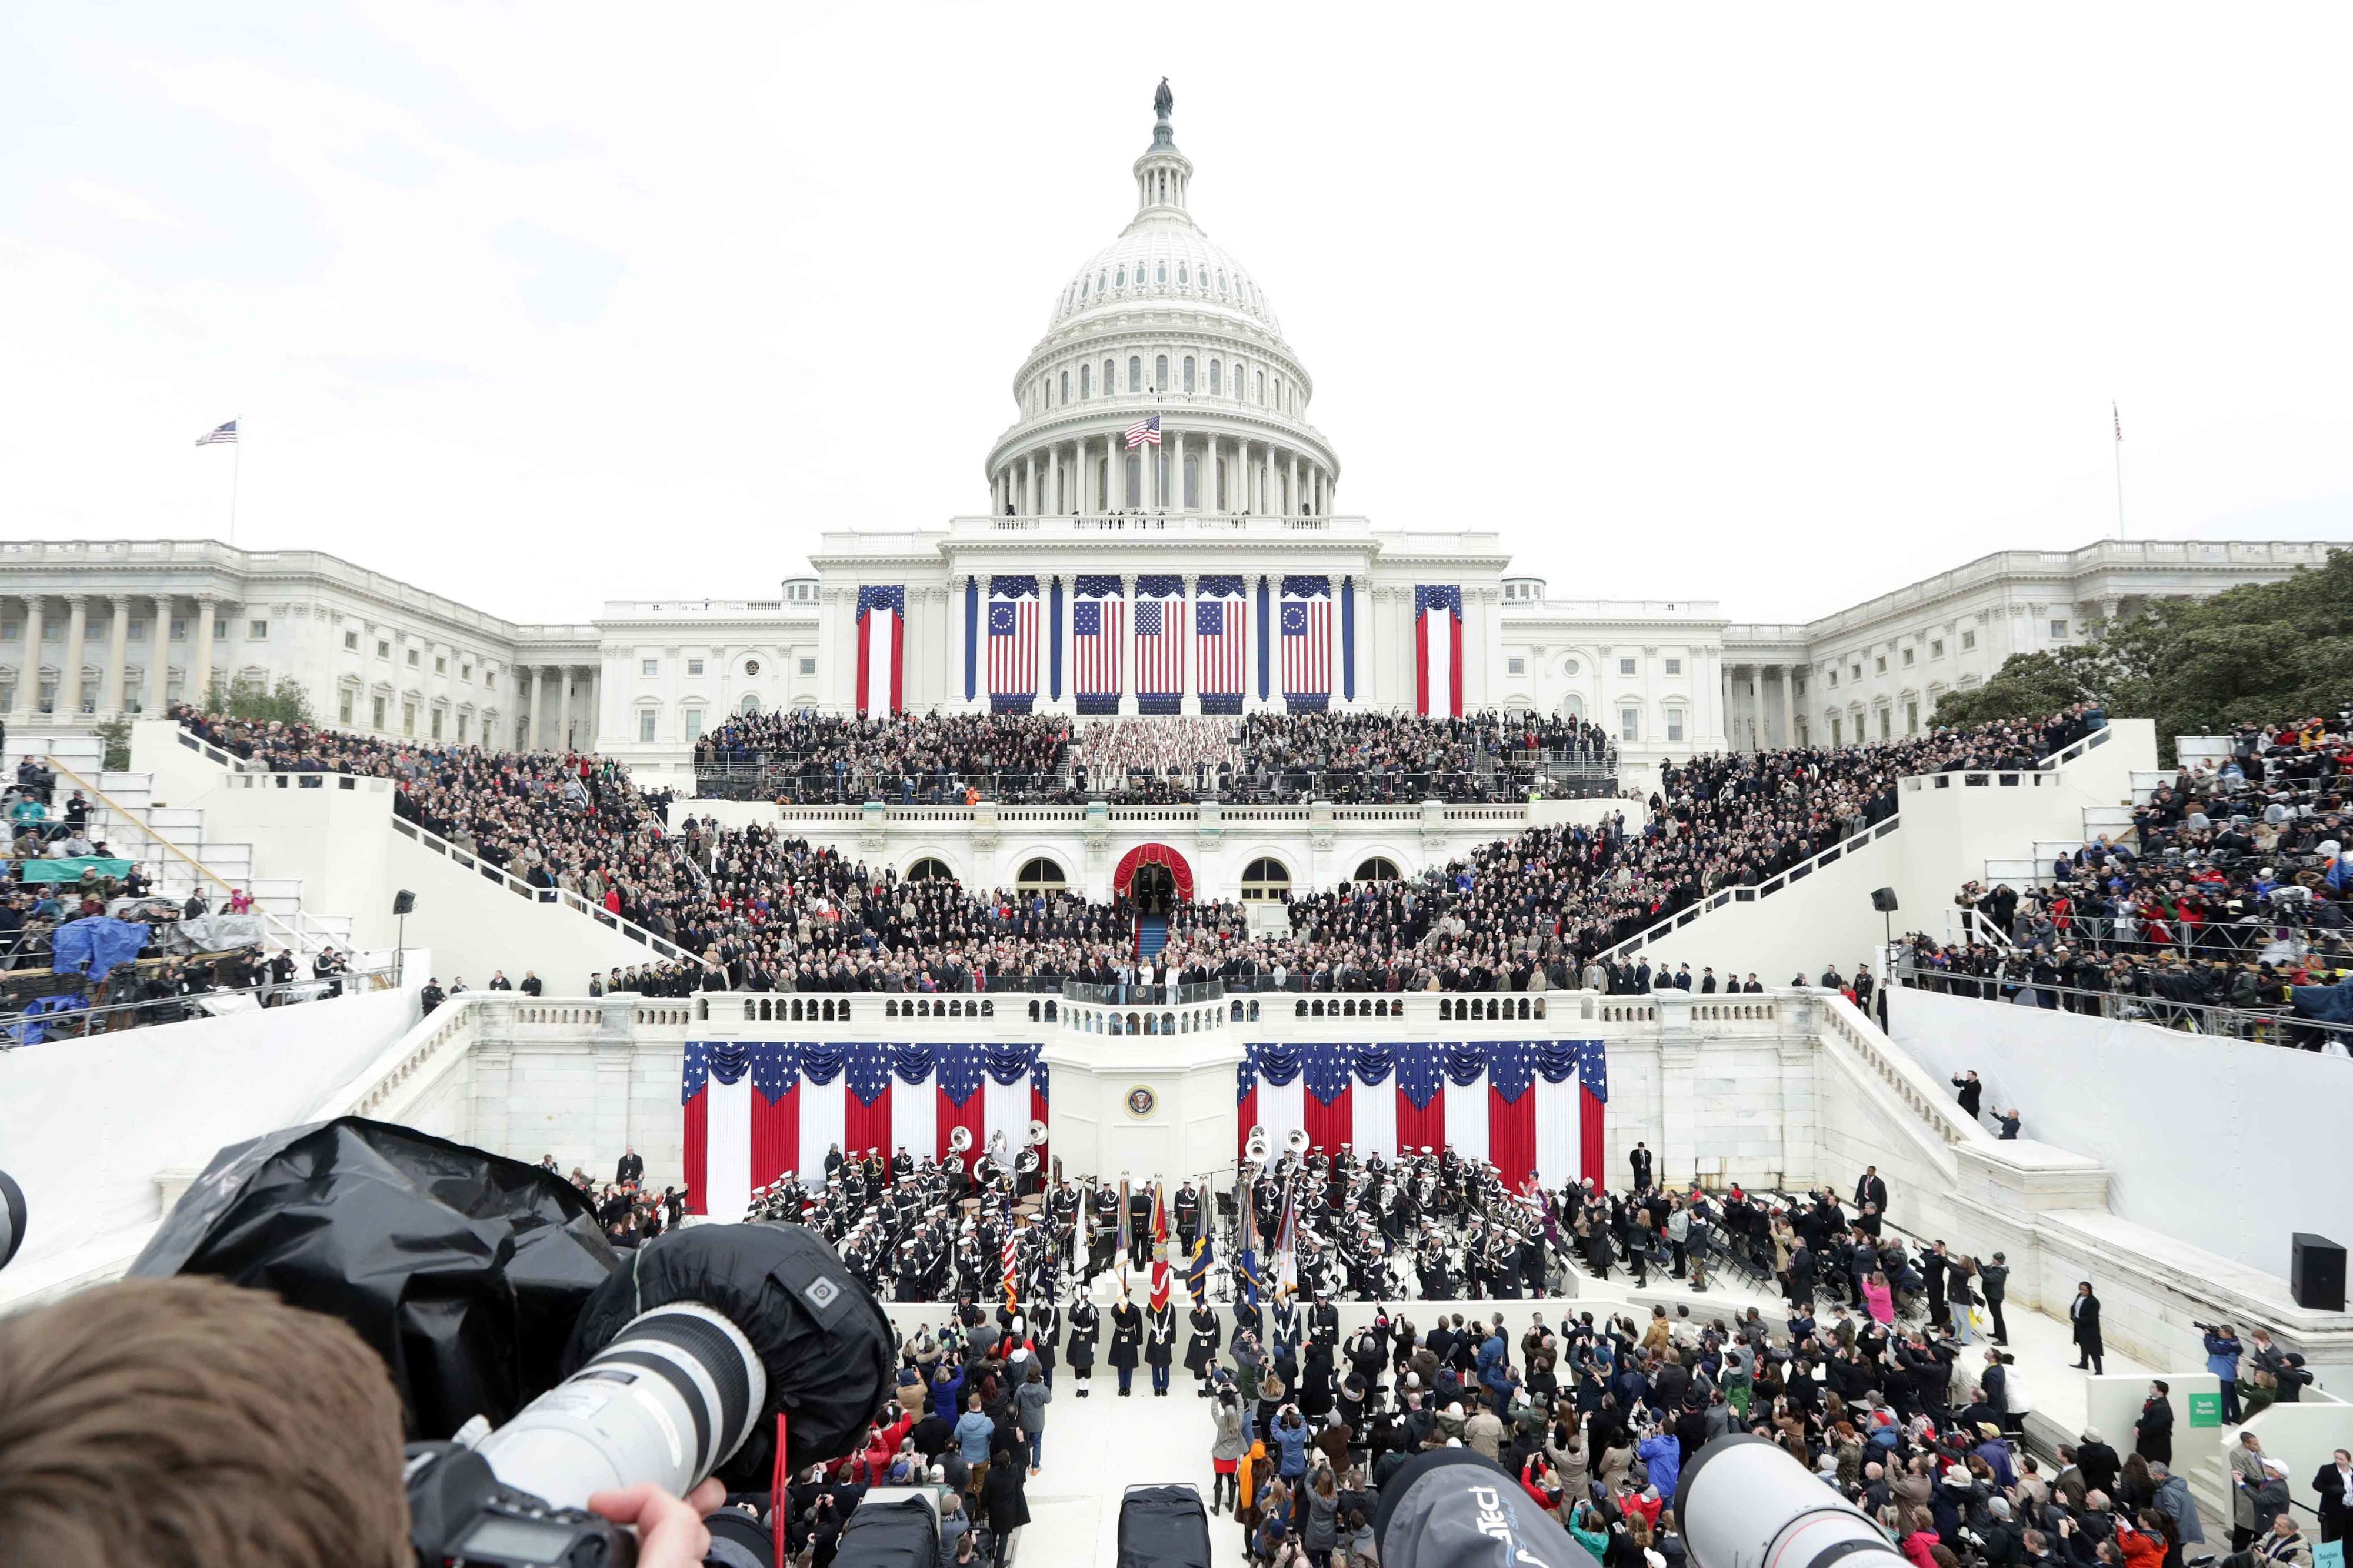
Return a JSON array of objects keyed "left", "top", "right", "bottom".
[
  {"left": 1108, "top": 1293, "right": 1143, "bottom": 1396},
  {"left": 1186, "top": 1303, "right": 1222, "bottom": 1396},
  {"left": 1066, "top": 1295, "right": 1099, "bottom": 1397}
]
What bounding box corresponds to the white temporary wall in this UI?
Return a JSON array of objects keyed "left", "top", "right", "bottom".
[
  {"left": 1889, "top": 986, "right": 2353, "bottom": 1277},
  {"left": 0, "top": 986, "right": 421, "bottom": 1307}
]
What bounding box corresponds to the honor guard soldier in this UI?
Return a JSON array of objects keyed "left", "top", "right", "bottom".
[{"left": 1174, "top": 1179, "right": 1202, "bottom": 1252}]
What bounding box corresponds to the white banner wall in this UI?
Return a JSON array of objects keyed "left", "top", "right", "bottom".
[
  {"left": 984, "top": 1075, "right": 1028, "bottom": 1165},
  {"left": 706, "top": 1076, "right": 753, "bottom": 1223},
  {"left": 1353, "top": 1076, "right": 1397, "bottom": 1160},
  {"left": 1444, "top": 1070, "right": 1489, "bottom": 1165},
  {"left": 799, "top": 1076, "right": 846, "bottom": 1176},
  {"left": 1532, "top": 1072, "right": 1581, "bottom": 1189}
]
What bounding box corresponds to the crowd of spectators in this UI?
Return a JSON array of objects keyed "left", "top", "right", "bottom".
[
  {"left": 1902, "top": 712, "right": 2353, "bottom": 1049},
  {"left": 166, "top": 702, "right": 2114, "bottom": 1005},
  {"left": 690, "top": 708, "right": 1621, "bottom": 806}
]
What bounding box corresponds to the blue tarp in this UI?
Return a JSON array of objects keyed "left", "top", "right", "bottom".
[
  {"left": 2291, "top": 973, "right": 2353, "bottom": 1024},
  {"left": 50, "top": 917, "right": 149, "bottom": 981},
  {"left": 5, "top": 993, "right": 86, "bottom": 1045}
]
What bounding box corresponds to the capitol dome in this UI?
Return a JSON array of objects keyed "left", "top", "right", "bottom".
[{"left": 983, "top": 85, "right": 1337, "bottom": 521}]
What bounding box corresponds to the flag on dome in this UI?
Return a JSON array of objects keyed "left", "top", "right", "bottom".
[
  {"left": 1072, "top": 575, "right": 1124, "bottom": 713},
  {"left": 1236, "top": 1039, "right": 1605, "bottom": 1189},
  {"left": 195, "top": 419, "right": 238, "bottom": 446},
  {"left": 1194, "top": 574, "right": 1247, "bottom": 713},
  {"left": 1125, "top": 414, "right": 1161, "bottom": 448},
  {"left": 1134, "top": 575, "right": 1184, "bottom": 712}
]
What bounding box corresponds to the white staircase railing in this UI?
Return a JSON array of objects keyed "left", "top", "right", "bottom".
[{"left": 1601, "top": 813, "right": 1902, "bottom": 961}]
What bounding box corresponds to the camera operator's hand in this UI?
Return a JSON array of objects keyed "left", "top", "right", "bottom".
[{"left": 587, "top": 1476, "right": 726, "bottom": 1568}]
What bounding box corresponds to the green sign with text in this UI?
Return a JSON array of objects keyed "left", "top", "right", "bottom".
[{"left": 2188, "top": 1392, "right": 2222, "bottom": 1428}]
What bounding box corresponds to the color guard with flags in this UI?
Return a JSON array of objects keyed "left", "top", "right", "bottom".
[{"left": 1185, "top": 1230, "right": 1212, "bottom": 1305}]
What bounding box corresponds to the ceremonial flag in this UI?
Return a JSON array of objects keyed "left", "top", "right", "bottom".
[
  {"left": 986, "top": 576, "right": 1039, "bottom": 710},
  {"left": 1125, "top": 413, "right": 1161, "bottom": 448},
  {"left": 1117, "top": 1175, "right": 1132, "bottom": 1257},
  {"left": 1001, "top": 1193, "right": 1018, "bottom": 1311},
  {"left": 1415, "top": 585, "right": 1464, "bottom": 718},
  {"left": 682, "top": 1042, "right": 1047, "bottom": 1220},
  {"left": 855, "top": 586, "right": 905, "bottom": 716},
  {"left": 1134, "top": 575, "right": 1184, "bottom": 712},
  {"left": 1195, "top": 573, "right": 1246, "bottom": 713},
  {"left": 1152, "top": 1180, "right": 1170, "bottom": 1248},
  {"left": 195, "top": 419, "right": 238, "bottom": 446},
  {"left": 1149, "top": 1258, "right": 1172, "bottom": 1310},
  {"left": 1072, "top": 575, "right": 1124, "bottom": 713},
  {"left": 1279, "top": 575, "right": 1332, "bottom": 710},
  {"left": 1236, "top": 1173, "right": 1261, "bottom": 1312},
  {"left": 1237, "top": 1243, "right": 1261, "bottom": 1313},
  {"left": 1235, "top": 1040, "right": 1606, "bottom": 1191},
  {"left": 1273, "top": 1183, "right": 1299, "bottom": 1292},
  {"left": 1187, "top": 1232, "right": 1212, "bottom": 1305}
]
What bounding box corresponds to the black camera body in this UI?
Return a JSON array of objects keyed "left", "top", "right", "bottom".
[{"left": 405, "top": 1442, "right": 632, "bottom": 1568}]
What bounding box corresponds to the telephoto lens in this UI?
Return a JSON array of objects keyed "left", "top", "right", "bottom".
[
  {"left": 472, "top": 1301, "right": 768, "bottom": 1510},
  {"left": 1675, "top": 1433, "right": 1905, "bottom": 1568}
]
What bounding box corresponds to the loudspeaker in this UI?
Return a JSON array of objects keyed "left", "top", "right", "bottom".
[
  {"left": 391, "top": 889, "right": 416, "bottom": 916},
  {"left": 1871, "top": 887, "right": 1899, "bottom": 913},
  {"left": 2292, "top": 1232, "right": 2345, "bottom": 1312}
]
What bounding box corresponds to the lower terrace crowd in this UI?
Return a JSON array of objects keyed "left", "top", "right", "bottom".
[
  {"left": 688, "top": 709, "right": 1620, "bottom": 805},
  {"left": 160, "top": 703, "right": 2116, "bottom": 1000},
  {"left": 645, "top": 1130, "right": 2329, "bottom": 1568}
]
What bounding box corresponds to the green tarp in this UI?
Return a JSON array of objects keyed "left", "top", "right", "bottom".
[{"left": 12, "top": 858, "right": 135, "bottom": 885}]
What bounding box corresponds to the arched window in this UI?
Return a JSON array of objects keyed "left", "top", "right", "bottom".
[
  {"left": 1116, "top": 266, "right": 1126, "bottom": 287},
  {"left": 1155, "top": 262, "right": 1166, "bottom": 283},
  {"left": 1128, "top": 355, "right": 1141, "bottom": 392},
  {"left": 1218, "top": 270, "right": 1227, "bottom": 291},
  {"left": 1561, "top": 693, "right": 1585, "bottom": 721},
  {"left": 1241, "top": 857, "right": 1291, "bottom": 902},
  {"left": 1352, "top": 856, "right": 1402, "bottom": 883},
  {"left": 1081, "top": 363, "right": 1091, "bottom": 399},
  {"left": 1097, "top": 272, "right": 1106, "bottom": 292},
  {"left": 906, "top": 857, "right": 954, "bottom": 882},
  {"left": 1155, "top": 354, "right": 1168, "bottom": 390},
  {"left": 1016, "top": 856, "right": 1068, "bottom": 892},
  {"left": 1182, "top": 356, "right": 1195, "bottom": 393},
  {"left": 1060, "top": 370, "right": 1070, "bottom": 403},
  {"left": 1177, "top": 264, "right": 1188, "bottom": 285},
  {"left": 1254, "top": 371, "right": 1265, "bottom": 403},
  {"left": 738, "top": 692, "right": 762, "bottom": 715},
  {"left": 1208, "top": 359, "right": 1221, "bottom": 395}
]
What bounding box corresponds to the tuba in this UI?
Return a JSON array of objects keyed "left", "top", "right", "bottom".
[
  {"left": 945, "top": 1125, "right": 972, "bottom": 1175},
  {"left": 1285, "top": 1127, "right": 1312, "bottom": 1156},
  {"left": 1244, "top": 1129, "right": 1271, "bottom": 1165}
]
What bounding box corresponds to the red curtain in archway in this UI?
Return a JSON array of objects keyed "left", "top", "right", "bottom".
[{"left": 1113, "top": 842, "right": 1194, "bottom": 900}]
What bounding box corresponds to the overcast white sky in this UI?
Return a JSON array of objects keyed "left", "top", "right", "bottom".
[{"left": 6, "top": 4, "right": 2352, "bottom": 625}]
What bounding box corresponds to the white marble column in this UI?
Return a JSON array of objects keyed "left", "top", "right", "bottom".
[
  {"left": 1049, "top": 445, "right": 1062, "bottom": 516},
  {"left": 1781, "top": 665, "right": 1798, "bottom": 749},
  {"left": 551, "top": 667, "right": 570, "bottom": 750},
  {"left": 948, "top": 574, "right": 970, "bottom": 708},
  {"left": 191, "top": 595, "right": 217, "bottom": 705},
  {"left": 102, "top": 594, "right": 130, "bottom": 717},
  {"left": 1118, "top": 572, "right": 1138, "bottom": 715},
  {"left": 58, "top": 595, "right": 88, "bottom": 718},
  {"left": 144, "top": 598, "right": 168, "bottom": 717},
  {"left": 1179, "top": 571, "right": 1199, "bottom": 715},
  {"left": 1174, "top": 429, "right": 1187, "bottom": 511},
  {"left": 13, "top": 596, "right": 42, "bottom": 721}
]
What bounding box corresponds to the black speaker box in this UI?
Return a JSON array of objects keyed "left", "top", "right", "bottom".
[
  {"left": 1871, "top": 886, "right": 1900, "bottom": 913},
  {"left": 2292, "top": 1232, "right": 2345, "bottom": 1312}
]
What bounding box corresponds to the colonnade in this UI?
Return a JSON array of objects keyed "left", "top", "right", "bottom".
[
  {"left": 1722, "top": 662, "right": 1805, "bottom": 751},
  {"left": 1, "top": 592, "right": 217, "bottom": 725},
  {"left": 517, "top": 665, "right": 601, "bottom": 752},
  {"left": 991, "top": 428, "right": 1332, "bottom": 518}
]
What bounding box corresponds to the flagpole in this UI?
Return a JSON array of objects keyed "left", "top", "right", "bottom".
[
  {"left": 2111, "top": 401, "right": 2124, "bottom": 541},
  {"left": 229, "top": 418, "right": 242, "bottom": 548}
]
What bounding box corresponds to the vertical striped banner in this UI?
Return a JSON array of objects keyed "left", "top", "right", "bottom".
[
  {"left": 987, "top": 575, "right": 1039, "bottom": 712},
  {"left": 1134, "top": 573, "right": 1184, "bottom": 713}
]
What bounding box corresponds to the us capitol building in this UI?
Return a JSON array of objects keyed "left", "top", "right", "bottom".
[{"left": 0, "top": 90, "right": 2332, "bottom": 792}]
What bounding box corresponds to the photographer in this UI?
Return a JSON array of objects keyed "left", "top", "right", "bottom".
[{"left": 0, "top": 1277, "right": 725, "bottom": 1568}]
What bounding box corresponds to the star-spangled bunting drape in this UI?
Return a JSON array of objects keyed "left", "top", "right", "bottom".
[
  {"left": 1195, "top": 573, "right": 1247, "bottom": 714},
  {"left": 682, "top": 1042, "right": 1048, "bottom": 1220},
  {"left": 1072, "top": 574, "right": 1124, "bottom": 715},
  {"left": 1415, "top": 584, "right": 1464, "bottom": 717},
  {"left": 986, "top": 576, "right": 1039, "bottom": 712},
  {"left": 855, "top": 585, "right": 905, "bottom": 716},
  {"left": 1236, "top": 1040, "right": 1603, "bottom": 1189},
  {"left": 1279, "top": 574, "right": 1332, "bottom": 712},
  {"left": 1134, "top": 574, "right": 1184, "bottom": 713}
]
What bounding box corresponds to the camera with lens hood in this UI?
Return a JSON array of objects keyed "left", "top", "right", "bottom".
[{"left": 129, "top": 1119, "right": 896, "bottom": 1568}]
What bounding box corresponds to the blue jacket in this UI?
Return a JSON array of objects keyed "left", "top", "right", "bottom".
[
  {"left": 1638, "top": 1433, "right": 1682, "bottom": 1498},
  {"left": 2203, "top": 1332, "right": 2242, "bottom": 1382},
  {"left": 954, "top": 1410, "right": 994, "bottom": 1464},
  {"left": 1274, "top": 1419, "right": 1310, "bottom": 1476},
  {"left": 1477, "top": 1333, "right": 1507, "bottom": 1382}
]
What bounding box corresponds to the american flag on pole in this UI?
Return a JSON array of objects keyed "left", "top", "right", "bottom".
[
  {"left": 1001, "top": 1194, "right": 1018, "bottom": 1312},
  {"left": 1195, "top": 573, "right": 1246, "bottom": 714},
  {"left": 986, "top": 575, "right": 1039, "bottom": 710},
  {"left": 2114, "top": 401, "right": 2123, "bottom": 442},
  {"left": 1279, "top": 575, "right": 1332, "bottom": 710},
  {"left": 1072, "top": 575, "right": 1124, "bottom": 714},
  {"left": 195, "top": 419, "right": 238, "bottom": 446},
  {"left": 1134, "top": 575, "right": 1183, "bottom": 712},
  {"left": 1124, "top": 414, "right": 1161, "bottom": 449}
]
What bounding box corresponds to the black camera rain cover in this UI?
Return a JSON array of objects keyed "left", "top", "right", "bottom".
[
  {"left": 563, "top": 1221, "right": 895, "bottom": 1486},
  {"left": 129, "top": 1117, "right": 618, "bottom": 1439}
]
